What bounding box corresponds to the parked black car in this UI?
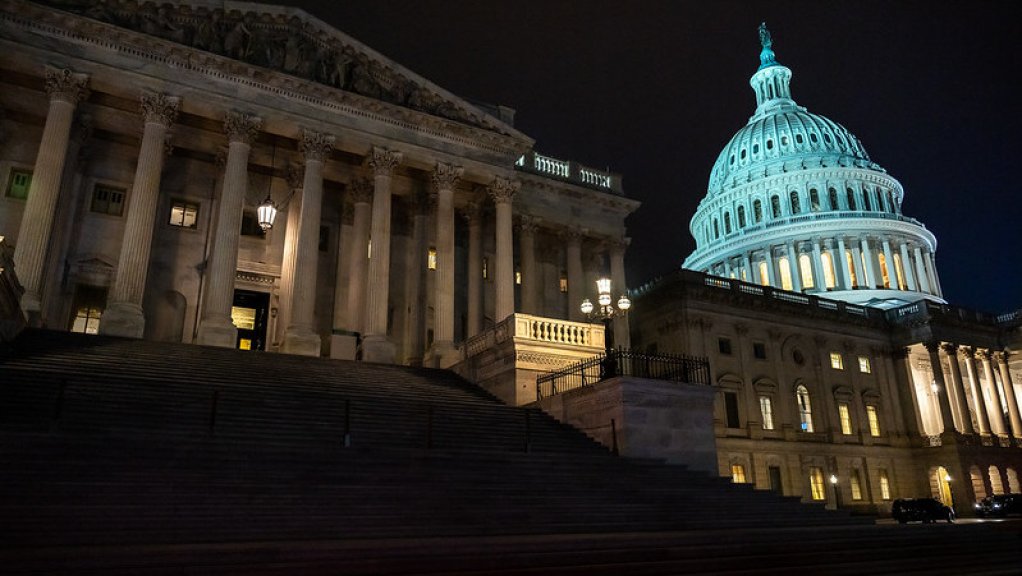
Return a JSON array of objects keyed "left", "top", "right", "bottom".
[
  {"left": 892, "top": 498, "right": 955, "bottom": 523},
  {"left": 974, "top": 494, "right": 1022, "bottom": 518}
]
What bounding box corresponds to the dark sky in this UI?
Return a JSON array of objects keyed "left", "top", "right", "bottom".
[{"left": 269, "top": 0, "right": 1020, "bottom": 314}]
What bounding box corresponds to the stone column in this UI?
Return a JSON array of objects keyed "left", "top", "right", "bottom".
[
  {"left": 402, "top": 191, "right": 429, "bottom": 365},
  {"left": 518, "top": 216, "right": 538, "bottom": 315},
  {"left": 14, "top": 68, "right": 89, "bottom": 323},
  {"left": 926, "top": 252, "right": 943, "bottom": 297},
  {"left": 963, "top": 348, "right": 991, "bottom": 435},
  {"left": 344, "top": 178, "right": 373, "bottom": 337},
  {"left": 463, "top": 201, "right": 483, "bottom": 337},
  {"left": 488, "top": 177, "right": 519, "bottom": 324},
  {"left": 836, "top": 237, "right": 852, "bottom": 289},
  {"left": 197, "top": 111, "right": 261, "bottom": 347},
  {"left": 859, "top": 237, "right": 876, "bottom": 288},
  {"left": 925, "top": 342, "right": 958, "bottom": 435},
  {"left": 609, "top": 238, "right": 631, "bottom": 350},
  {"left": 741, "top": 253, "right": 753, "bottom": 283},
  {"left": 765, "top": 247, "right": 778, "bottom": 287},
  {"left": 361, "top": 147, "right": 402, "bottom": 363},
  {"left": 912, "top": 246, "right": 931, "bottom": 294},
  {"left": 851, "top": 245, "right": 866, "bottom": 289},
  {"left": 429, "top": 162, "right": 463, "bottom": 367},
  {"left": 100, "top": 92, "right": 180, "bottom": 337},
  {"left": 899, "top": 242, "right": 917, "bottom": 291},
  {"left": 564, "top": 229, "right": 584, "bottom": 321},
  {"left": 277, "top": 164, "right": 304, "bottom": 346},
  {"left": 994, "top": 351, "right": 1022, "bottom": 439},
  {"left": 881, "top": 238, "right": 898, "bottom": 289},
  {"left": 785, "top": 243, "right": 801, "bottom": 291},
  {"left": 282, "top": 130, "right": 334, "bottom": 356},
  {"left": 941, "top": 343, "right": 974, "bottom": 434},
  {"left": 810, "top": 238, "right": 825, "bottom": 290},
  {"left": 980, "top": 351, "right": 1006, "bottom": 435}
]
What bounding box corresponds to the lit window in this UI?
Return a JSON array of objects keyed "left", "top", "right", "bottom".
[
  {"left": 850, "top": 470, "right": 863, "bottom": 501},
  {"left": 71, "top": 305, "right": 102, "bottom": 334},
  {"left": 731, "top": 464, "right": 747, "bottom": 483},
  {"left": 90, "top": 184, "right": 126, "bottom": 216},
  {"left": 778, "top": 257, "right": 793, "bottom": 290},
  {"left": 515, "top": 267, "right": 522, "bottom": 285},
  {"left": 799, "top": 254, "right": 814, "bottom": 289},
  {"left": 796, "top": 385, "right": 814, "bottom": 432},
  {"left": 845, "top": 250, "right": 858, "bottom": 287},
  {"left": 4, "top": 168, "right": 32, "bottom": 199},
  {"left": 809, "top": 467, "right": 826, "bottom": 500},
  {"left": 839, "top": 403, "right": 853, "bottom": 435},
  {"left": 867, "top": 405, "right": 881, "bottom": 437},
  {"left": 759, "top": 395, "right": 774, "bottom": 430},
  {"left": 758, "top": 261, "right": 769, "bottom": 286},
  {"left": 558, "top": 271, "right": 567, "bottom": 292},
  {"left": 879, "top": 469, "right": 891, "bottom": 500},
  {"left": 482, "top": 257, "right": 489, "bottom": 280},
  {"left": 878, "top": 253, "right": 890, "bottom": 288},
  {"left": 69, "top": 285, "right": 106, "bottom": 335},
  {"left": 830, "top": 352, "right": 844, "bottom": 370},
  {"left": 367, "top": 238, "right": 372, "bottom": 259},
  {"left": 169, "top": 199, "right": 199, "bottom": 228},
  {"left": 858, "top": 356, "right": 871, "bottom": 373},
  {"left": 427, "top": 247, "right": 437, "bottom": 270},
  {"left": 893, "top": 253, "right": 906, "bottom": 290},
  {"left": 821, "top": 251, "right": 836, "bottom": 289}
]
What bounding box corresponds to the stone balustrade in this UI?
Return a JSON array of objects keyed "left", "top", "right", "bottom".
[{"left": 515, "top": 151, "right": 622, "bottom": 194}]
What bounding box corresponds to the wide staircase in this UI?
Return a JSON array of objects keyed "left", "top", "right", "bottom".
[{"left": 1, "top": 329, "right": 1019, "bottom": 575}]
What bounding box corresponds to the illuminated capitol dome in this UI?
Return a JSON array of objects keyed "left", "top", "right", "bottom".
[{"left": 683, "top": 24, "right": 943, "bottom": 308}]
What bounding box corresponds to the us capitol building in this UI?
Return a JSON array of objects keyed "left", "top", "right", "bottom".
[{"left": 0, "top": 2, "right": 1019, "bottom": 515}]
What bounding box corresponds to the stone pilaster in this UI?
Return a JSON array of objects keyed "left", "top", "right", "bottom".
[
  {"left": 913, "top": 246, "right": 931, "bottom": 294},
  {"left": 101, "top": 92, "right": 180, "bottom": 338},
  {"left": 283, "top": 130, "right": 334, "bottom": 356},
  {"left": 836, "top": 236, "right": 852, "bottom": 289},
  {"left": 488, "top": 177, "right": 518, "bottom": 324},
  {"left": 899, "top": 242, "right": 917, "bottom": 291},
  {"left": 429, "top": 162, "right": 463, "bottom": 367},
  {"left": 13, "top": 67, "right": 89, "bottom": 324},
  {"left": 361, "top": 147, "right": 402, "bottom": 363},
  {"left": 197, "top": 111, "right": 261, "bottom": 347}
]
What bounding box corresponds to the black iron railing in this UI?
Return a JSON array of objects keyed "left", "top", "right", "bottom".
[{"left": 536, "top": 349, "right": 710, "bottom": 400}]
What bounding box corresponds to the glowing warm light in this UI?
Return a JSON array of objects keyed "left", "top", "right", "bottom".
[
  {"left": 829, "top": 474, "right": 838, "bottom": 485},
  {"left": 598, "top": 292, "right": 612, "bottom": 307},
  {"left": 617, "top": 295, "right": 631, "bottom": 311},
  {"left": 596, "top": 277, "right": 612, "bottom": 295},
  {"left": 257, "top": 196, "right": 277, "bottom": 230},
  {"left": 580, "top": 299, "right": 594, "bottom": 315}
]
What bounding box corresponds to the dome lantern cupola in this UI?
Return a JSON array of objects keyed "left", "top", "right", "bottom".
[{"left": 751, "top": 23, "right": 796, "bottom": 120}]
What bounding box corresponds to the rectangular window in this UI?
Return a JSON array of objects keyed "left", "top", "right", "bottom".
[
  {"left": 839, "top": 403, "right": 853, "bottom": 435},
  {"left": 169, "top": 199, "right": 199, "bottom": 228},
  {"left": 718, "top": 337, "right": 732, "bottom": 355},
  {"left": 850, "top": 469, "right": 863, "bottom": 501},
  {"left": 830, "top": 351, "right": 844, "bottom": 370},
  {"left": 858, "top": 355, "right": 871, "bottom": 373},
  {"left": 427, "top": 247, "right": 437, "bottom": 270},
  {"left": 759, "top": 395, "right": 774, "bottom": 430},
  {"left": 724, "top": 392, "right": 740, "bottom": 429},
  {"left": 240, "top": 211, "right": 264, "bottom": 237},
  {"left": 731, "top": 464, "right": 747, "bottom": 483},
  {"left": 879, "top": 469, "right": 891, "bottom": 500},
  {"left": 90, "top": 184, "right": 126, "bottom": 216},
  {"left": 482, "top": 257, "right": 489, "bottom": 280},
  {"left": 753, "top": 341, "right": 767, "bottom": 359},
  {"left": 5, "top": 168, "right": 32, "bottom": 199},
  {"left": 69, "top": 285, "right": 107, "bottom": 335},
  {"left": 809, "top": 467, "right": 826, "bottom": 500},
  {"left": 867, "top": 405, "right": 881, "bottom": 437},
  {"left": 559, "top": 272, "right": 568, "bottom": 293},
  {"left": 515, "top": 267, "right": 522, "bottom": 285}
]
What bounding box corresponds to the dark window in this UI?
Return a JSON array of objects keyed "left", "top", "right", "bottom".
[
  {"left": 718, "top": 337, "right": 732, "bottom": 355},
  {"left": 789, "top": 191, "right": 801, "bottom": 214},
  {"left": 753, "top": 200, "right": 763, "bottom": 223},
  {"left": 90, "top": 184, "right": 126, "bottom": 216},
  {"left": 828, "top": 187, "right": 838, "bottom": 210},
  {"left": 319, "top": 226, "right": 330, "bottom": 252},
  {"left": 240, "top": 211, "right": 264, "bottom": 237},
  {"left": 5, "top": 169, "right": 32, "bottom": 200},
  {"left": 809, "top": 188, "right": 820, "bottom": 212},
  {"left": 724, "top": 213, "right": 732, "bottom": 234},
  {"left": 770, "top": 196, "right": 781, "bottom": 218},
  {"left": 713, "top": 219, "right": 719, "bottom": 238},
  {"left": 863, "top": 189, "right": 872, "bottom": 211},
  {"left": 737, "top": 206, "right": 746, "bottom": 228},
  {"left": 753, "top": 342, "right": 767, "bottom": 359},
  {"left": 846, "top": 188, "right": 856, "bottom": 210},
  {"left": 724, "top": 392, "right": 741, "bottom": 428}
]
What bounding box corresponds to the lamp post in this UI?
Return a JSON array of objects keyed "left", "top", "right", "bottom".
[
  {"left": 580, "top": 277, "right": 631, "bottom": 378},
  {"left": 829, "top": 473, "right": 841, "bottom": 509}
]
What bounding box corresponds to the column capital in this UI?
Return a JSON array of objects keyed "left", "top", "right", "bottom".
[
  {"left": 992, "top": 350, "right": 1008, "bottom": 364},
  {"left": 140, "top": 92, "right": 180, "bottom": 126},
  {"left": 300, "top": 129, "right": 335, "bottom": 161},
  {"left": 45, "top": 67, "right": 89, "bottom": 104},
  {"left": 431, "top": 162, "right": 463, "bottom": 191},
  {"left": 368, "top": 146, "right": 402, "bottom": 175},
  {"left": 940, "top": 342, "right": 958, "bottom": 355},
  {"left": 961, "top": 346, "right": 976, "bottom": 359},
  {"left": 559, "top": 227, "right": 584, "bottom": 244},
  {"left": 347, "top": 177, "right": 373, "bottom": 204},
  {"left": 517, "top": 215, "right": 539, "bottom": 235},
  {"left": 223, "top": 111, "right": 261, "bottom": 144},
  {"left": 978, "top": 349, "right": 994, "bottom": 361},
  {"left": 487, "top": 176, "right": 519, "bottom": 204},
  {"left": 924, "top": 341, "right": 942, "bottom": 354}
]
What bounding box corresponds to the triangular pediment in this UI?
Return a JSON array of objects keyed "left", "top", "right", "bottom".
[{"left": 40, "top": 0, "right": 525, "bottom": 140}]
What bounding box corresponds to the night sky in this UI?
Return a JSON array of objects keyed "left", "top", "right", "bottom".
[{"left": 265, "top": 1, "right": 1020, "bottom": 314}]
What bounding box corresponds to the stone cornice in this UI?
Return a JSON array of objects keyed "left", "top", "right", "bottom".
[
  {"left": 515, "top": 171, "right": 640, "bottom": 214},
  {"left": 1, "top": 0, "right": 533, "bottom": 160}
]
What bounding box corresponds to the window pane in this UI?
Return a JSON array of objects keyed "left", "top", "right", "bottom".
[
  {"left": 850, "top": 470, "right": 863, "bottom": 500},
  {"left": 5, "top": 169, "right": 32, "bottom": 199},
  {"left": 760, "top": 396, "right": 774, "bottom": 430},
  {"left": 731, "top": 464, "right": 747, "bottom": 483},
  {"left": 879, "top": 470, "right": 891, "bottom": 500},
  {"left": 830, "top": 352, "right": 844, "bottom": 370},
  {"left": 724, "top": 392, "right": 740, "bottom": 428},
  {"left": 839, "top": 403, "right": 853, "bottom": 435},
  {"left": 810, "top": 467, "right": 826, "bottom": 500},
  {"left": 858, "top": 356, "right": 871, "bottom": 373},
  {"left": 867, "top": 405, "right": 881, "bottom": 437}
]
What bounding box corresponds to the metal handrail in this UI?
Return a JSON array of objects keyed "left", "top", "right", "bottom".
[{"left": 536, "top": 349, "right": 710, "bottom": 400}]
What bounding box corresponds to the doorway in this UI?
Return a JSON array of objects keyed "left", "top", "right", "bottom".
[
  {"left": 769, "top": 465, "right": 783, "bottom": 494},
  {"left": 231, "top": 289, "right": 269, "bottom": 351},
  {"left": 935, "top": 465, "right": 954, "bottom": 506}
]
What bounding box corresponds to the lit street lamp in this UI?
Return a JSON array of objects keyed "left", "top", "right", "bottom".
[
  {"left": 580, "top": 277, "right": 631, "bottom": 377},
  {"left": 830, "top": 473, "right": 841, "bottom": 509}
]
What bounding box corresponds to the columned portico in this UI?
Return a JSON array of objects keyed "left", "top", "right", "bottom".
[
  {"left": 100, "top": 92, "right": 180, "bottom": 338},
  {"left": 940, "top": 343, "right": 973, "bottom": 434},
  {"left": 488, "top": 177, "right": 519, "bottom": 324},
  {"left": 344, "top": 178, "right": 373, "bottom": 339},
  {"left": 963, "top": 347, "right": 991, "bottom": 435},
  {"left": 13, "top": 67, "right": 89, "bottom": 325},
  {"left": 283, "top": 130, "right": 335, "bottom": 356},
  {"left": 979, "top": 351, "right": 1007, "bottom": 436},
  {"left": 197, "top": 111, "right": 262, "bottom": 348},
  {"left": 361, "top": 147, "right": 403, "bottom": 363},
  {"left": 994, "top": 351, "right": 1022, "bottom": 438},
  {"left": 925, "top": 341, "right": 957, "bottom": 435},
  {"left": 428, "top": 162, "right": 463, "bottom": 368}
]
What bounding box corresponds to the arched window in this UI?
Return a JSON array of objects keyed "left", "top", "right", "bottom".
[
  {"left": 724, "top": 212, "right": 732, "bottom": 234},
  {"left": 863, "top": 189, "right": 872, "bottom": 211},
  {"left": 713, "top": 218, "right": 719, "bottom": 239},
  {"left": 845, "top": 250, "right": 858, "bottom": 287},
  {"left": 771, "top": 195, "right": 781, "bottom": 218},
  {"left": 828, "top": 187, "right": 838, "bottom": 210},
  {"left": 758, "top": 261, "right": 769, "bottom": 286},
  {"left": 846, "top": 188, "right": 857, "bottom": 210},
  {"left": 796, "top": 385, "right": 814, "bottom": 432},
  {"left": 737, "top": 206, "right": 746, "bottom": 228},
  {"left": 753, "top": 200, "right": 763, "bottom": 223},
  {"left": 989, "top": 466, "right": 1004, "bottom": 495},
  {"left": 1008, "top": 468, "right": 1020, "bottom": 493},
  {"left": 799, "top": 254, "right": 814, "bottom": 289},
  {"left": 789, "top": 191, "right": 801, "bottom": 214},
  {"left": 778, "top": 257, "right": 793, "bottom": 291},
  {"left": 887, "top": 191, "right": 897, "bottom": 213},
  {"left": 821, "top": 251, "right": 836, "bottom": 289},
  {"left": 809, "top": 188, "right": 820, "bottom": 212}
]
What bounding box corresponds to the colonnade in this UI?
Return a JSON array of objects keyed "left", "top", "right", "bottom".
[
  {"left": 710, "top": 234, "right": 941, "bottom": 297},
  {"left": 925, "top": 342, "right": 1022, "bottom": 440}
]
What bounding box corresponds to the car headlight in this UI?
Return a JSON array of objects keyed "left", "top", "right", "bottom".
[{"left": 992, "top": 503, "right": 1001, "bottom": 508}]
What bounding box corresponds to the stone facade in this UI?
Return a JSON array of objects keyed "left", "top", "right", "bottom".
[{"left": 0, "top": 0, "right": 638, "bottom": 365}]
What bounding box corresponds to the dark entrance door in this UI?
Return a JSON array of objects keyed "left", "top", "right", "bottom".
[
  {"left": 232, "top": 289, "right": 269, "bottom": 351},
  {"left": 768, "top": 465, "right": 783, "bottom": 494}
]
